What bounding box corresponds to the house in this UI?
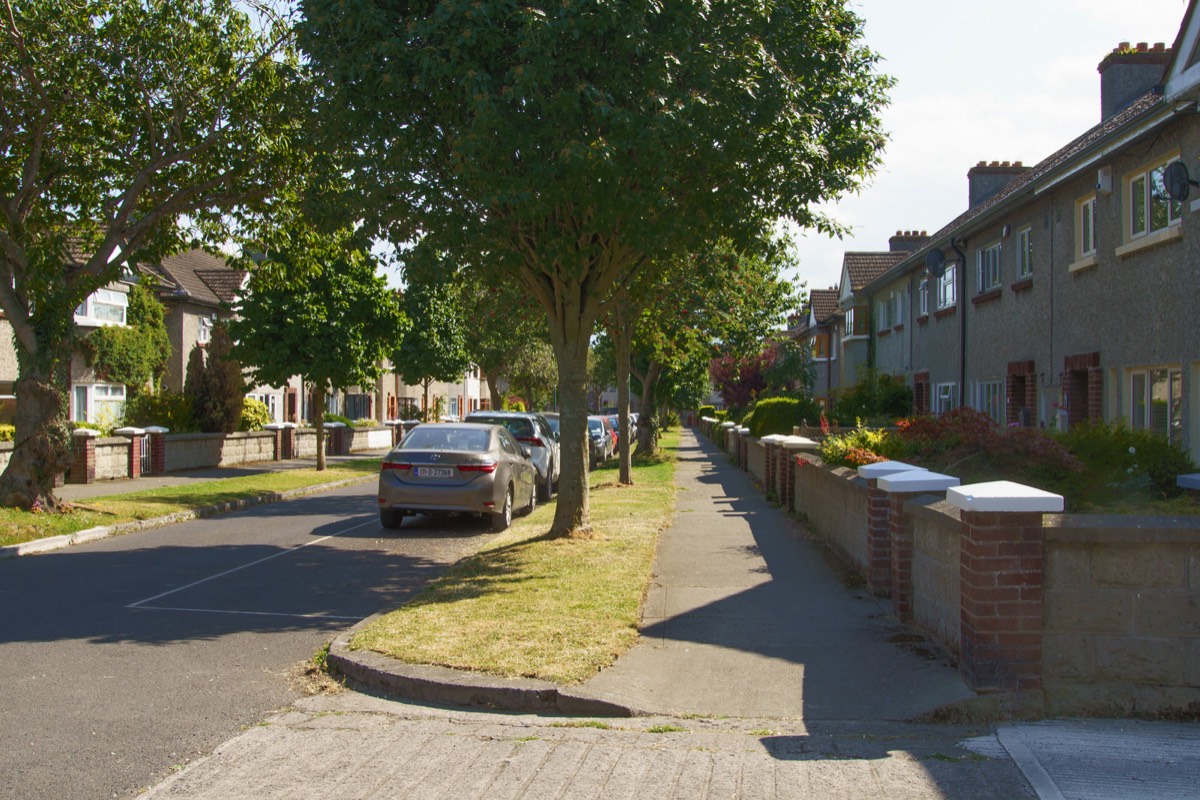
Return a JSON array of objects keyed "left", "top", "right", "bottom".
[
  {"left": 857, "top": 18, "right": 1200, "bottom": 454},
  {"left": 789, "top": 287, "right": 841, "bottom": 409}
]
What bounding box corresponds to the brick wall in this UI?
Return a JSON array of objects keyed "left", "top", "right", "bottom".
[
  {"left": 793, "top": 454, "right": 869, "bottom": 571},
  {"left": 746, "top": 438, "right": 766, "bottom": 484}
]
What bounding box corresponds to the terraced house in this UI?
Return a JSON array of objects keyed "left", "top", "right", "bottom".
[{"left": 851, "top": 4, "right": 1200, "bottom": 456}]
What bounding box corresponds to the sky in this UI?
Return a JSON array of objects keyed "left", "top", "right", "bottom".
[{"left": 787, "top": 0, "right": 1190, "bottom": 297}]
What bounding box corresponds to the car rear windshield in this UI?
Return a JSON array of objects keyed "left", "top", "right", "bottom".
[
  {"left": 588, "top": 419, "right": 604, "bottom": 433},
  {"left": 401, "top": 427, "right": 491, "bottom": 452},
  {"left": 468, "top": 416, "right": 534, "bottom": 438}
]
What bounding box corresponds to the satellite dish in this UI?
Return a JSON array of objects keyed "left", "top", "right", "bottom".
[
  {"left": 925, "top": 249, "right": 946, "bottom": 279},
  {"left": 1164, "top": 161, "right": 1199, "bottom": 202}
]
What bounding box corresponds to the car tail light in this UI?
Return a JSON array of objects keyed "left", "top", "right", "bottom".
[
  {"left": 381, "top": 461, "right": 412, "bottom": 471},
  {"left": 458, "top": 461, "right": 497, "bottom": 473},
  {"left": 517, "top": 436, "right": 544, "bottom": 448}
]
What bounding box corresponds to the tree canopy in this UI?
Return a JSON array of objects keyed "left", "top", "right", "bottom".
[{"left": 299, "top": 0, "right": 891, "bottom": 534}]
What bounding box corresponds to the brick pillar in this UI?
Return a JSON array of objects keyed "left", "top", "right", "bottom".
[
  {"left": 1088, "top": 367, "right": 1103, "bottom": 423},
  {"left": 114, "top": 427, "right": 145, "bottom": 480},
  {"left": 874, "top": 470, "right": 961, "bottom": 621},
  {"left": 145, "top": 426, "right": 168, "bottom": 475},
  {"left": 280, "top": 424, "right": 297, "bottom": 460},
  {"left": 856, "top": 461, "right": 924, "bottom": 598},
  {"left": 265, "top": 424, "right": 283, "bottom": 460},
  {"left": 763, "top": 441, "right": 776, "bottom": 494},
  {"left": 947, "top": 481, "right": 1062, "bottom": 694},
  {"left": 69, "top": 430, "right": 99, "bottom": 484},
  {"left": 739, "top": 428, "right": 749, "bottom": 470}
]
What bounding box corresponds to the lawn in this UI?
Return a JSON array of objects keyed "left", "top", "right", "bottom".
[
  {"left": 348, "top": 430, "right": 681, "bottom": 685},
  {"left": 0, "top": 459, "right": 381, "bottom": 549}
]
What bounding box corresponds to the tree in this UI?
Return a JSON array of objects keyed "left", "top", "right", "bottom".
[
  {"left": 0, "top": 0, "right": 300, "bottom": 509},
  {"left": 229, "top": 227, "right": 405, "bottom": 470},
  {"left": 459, "top": 271, "right": 549, "bottom": 411},
  {"left": 79, "top": 282, "right": 172, "bottom": 392},
  {"left": 506, "top": 339, "right": 558, "bottom": 412},
  {"left": 188, "top": 323, "right": 245, "bottom": 433},
  {"left": 299, "top": 0, "right": 891, "bottom": 534},
  {"left": 393, "top": 266, "right": 473, "bottom": 421}
]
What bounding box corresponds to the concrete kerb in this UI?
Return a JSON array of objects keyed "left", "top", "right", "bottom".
[
  {"left": 327, "top": 614, "right": 641, "bottom": 718},
  {"left": 0, "top": 474, "right": 377, "bottom": 560}
]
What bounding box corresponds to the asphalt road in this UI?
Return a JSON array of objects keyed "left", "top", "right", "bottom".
[{"left": 0, "top": 483, "right": 494, "bottom": 800}]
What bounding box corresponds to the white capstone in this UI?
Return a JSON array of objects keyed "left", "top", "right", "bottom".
[
  {"left": 323, "top": 421, "right": 346, "bottom": 428},
  {"left": 265, "top": 423, "right": 285, "bottom": 431},
  {"left": 113, "top": 427, "right": 145, "bottom": 436},
  {"left": 281, "top": 422, "right": 298, "bottom": 429},
  {"left": 720, "top": 421, "right": 736, "bottom": 429},
  {"left": 876, "top": 469, "right": 960, "bottom": 493},
  {"left": 780, "top": 436, "right": 818, "bottom": 451},
  {"left": 946, "top": 480, "right": 1064, "bottom": 513},
  {"left": 737, "top": 427, "right": 750, "bottom": 435},
  {"left": 72, "top": 428, "right": 101, "bottom": 438},
  {"left": 144, "top": 425, "right": 169, "bottom": 434},
  {"left": 857, "top": 460, "right": 924, "bottom": 479},
  {"left": 1177, "top": 473, "right": 1200, "bottom": 490},
  {"left": 761, "top": 434, "right": 786, "bottom": 445}
]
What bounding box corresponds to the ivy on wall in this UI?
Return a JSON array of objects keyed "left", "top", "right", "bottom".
[{"left": 79, "top": 282, "right": 171, "bottom": 389}]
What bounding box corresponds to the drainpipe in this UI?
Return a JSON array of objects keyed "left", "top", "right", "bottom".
[{"left": 951, "top": 237, "right": 969, "bottom": 409}]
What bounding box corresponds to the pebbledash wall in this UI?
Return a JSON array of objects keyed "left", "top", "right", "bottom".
[
  {"left": 7, "top": 424, "right": 401, "bottom": 486},
  {"left": 699, "top": 419, "right": 1200, "bottom": 717}
]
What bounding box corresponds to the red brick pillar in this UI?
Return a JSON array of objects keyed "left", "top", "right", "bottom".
[
  {"left": 856, "top": 461, "right": 927, "bottom": 599},
  {"left": 874, "top": 470, "right": 961, "bottom": 622},
  {"left": 947, "top": 481, "right": 1062, "bottom": 694},
  {"left": 265, "top": 424, "right": 284, "bottom": 460},
  {"left": 115, "top": 427, "right": 145, "bottom": 479},
  {"left": 69, "top": 430, "right": 99, "bottom": 484},
  {"left": 762, "top": 440, "right": 776, "bottom": 494},
  {"left": 738, "top": 427, "right": 749, "bottom": 470},
  {"left": 327, "top": 423, "right": 348, "bottom": 455},
  {"left": 145, "top": 426, "right": 168, "bottom": 475},
  {"left": 280, "top": 423, "right": 297, "bottom": 460}
]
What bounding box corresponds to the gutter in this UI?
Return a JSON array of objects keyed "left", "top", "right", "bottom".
[{"left": 950, "top": 238, "right": 969, "bottom": 408}]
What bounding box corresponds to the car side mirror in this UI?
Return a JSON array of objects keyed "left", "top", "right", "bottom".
[{"left": 521, "top": 446, "right": 532, "bottom": 459}]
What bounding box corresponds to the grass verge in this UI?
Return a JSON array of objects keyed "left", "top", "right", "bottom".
[
  {"left": 349, "top": 429, "right": 681, "bottom": 685},
  {"left": 0, "top": 459, "right": 380, "bottom": 549}
]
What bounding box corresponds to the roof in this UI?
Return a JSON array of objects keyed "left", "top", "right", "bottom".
[
  {"left": 808, "top": 289, "right": 840, "bottom": 324},
  {"left": 864, "top": 90, "right": 1165, "bottom": 293},
  {"left": 145, "top": 248, "right": 246, "bottom": 307},
  {"left": 843, "top": 252, "right": 906, "bottom": 290}
]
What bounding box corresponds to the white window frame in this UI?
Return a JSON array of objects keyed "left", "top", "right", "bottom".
[
  {"left": 876, "top": 298, "right": 889, "bottom": 332},
  {"left": 1077, "top": 195, "right": 1097, "bottom": 258},
  {"left": 936, "top": 264, "right": 956, "bottom": 310},
  {"left": 198, "top": 316, "right": 213, "bottom": 345},
  {"left": 975, "top": 379, "right": 1004, "bottom": 425},
  {"left": 935, "top": 383, "right": 957, "bottom": 414},
  {"left": 918, "top": 278, "right": 929, "bottom": 316},
  {"left": 1016, "top": 226, "right": 1033, "bottom": 278},
  {"left": 70, "top": 382, "right": 126, "bottom": 424},
  {"left": 976, "top": 242, "right": 1001, "bottom": 292},
  {"left": 1128, "top": 366, "right": 1183, "bottom": 445},
  {"left": 74, "top": 288, "right": 128, "bottom": 327},
  {"left": 1128, "top": 156, "right": 1183, "bottom": 241}
]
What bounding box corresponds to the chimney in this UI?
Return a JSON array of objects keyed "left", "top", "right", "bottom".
[
  {"left": 1099, "top": 42, "right": 1170, "bottom": 121},
  {"left": 888, "top": 230, "right": 931, "bottom": 252},
  {"left": 967, "top": 161, "right": 1030, "bottom": 208}
]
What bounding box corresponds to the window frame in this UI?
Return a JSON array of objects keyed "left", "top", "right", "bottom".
[
  {"left": 1077, "top": 194, "right": 1097, "bottom": 259},
  {"left": 1016, "top": 226, "right": 1034, "bottom": 278},
  {"left": 936, "top": 264, "right": 957, "bottom": 310},
  {"left": 976, "top": 241, "right": 1002, "bottom": 292},
  {"left": 70, "top": 382, "right": 126, "bottom": 424},
  {"left": 1127, "top": 155, "right": 1183, "bottom": 241},
  {"left": 1128, "top": 366, "right": 1183, "bottom": 445},
  {"left": 74, "top": 288, "right": 129, "bottom": 327},
  {"left": 975, "top": 379, "right": 1005, "bottom": 425},
  {"left": 935, "top": 382, "right": 958, "bottom": 414},
  {"left": 918, "top": 278, "right": 929, "bottom": 316}
]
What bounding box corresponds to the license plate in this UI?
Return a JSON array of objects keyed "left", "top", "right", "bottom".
[{"left": 415, "top": 466, "right": 454, "bottom": 478}]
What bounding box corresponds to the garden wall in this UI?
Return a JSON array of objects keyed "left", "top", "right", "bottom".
[
  {"left": 747, "top": 438, "right": 766, "bottom": 485},
  {"left": 699, "top": 422, "right": 1200, "bottom": 717}
]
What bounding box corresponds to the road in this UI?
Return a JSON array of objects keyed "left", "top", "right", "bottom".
[{"left": 0, "top": 483, "right": 494, "bottom": 800}]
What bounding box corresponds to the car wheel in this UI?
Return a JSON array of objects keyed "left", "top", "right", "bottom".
[
  {"left": 491, "top": 486, "right": 513, "bottom": 532},
  {"left": 537, "top": 467, "right": 553, "bottom": 502},
  {"left": 524, "top": 481, "right": 537, "bottom": 515},
  {"left": 380, "top": 508, "right": 404, "bottom": 530}
]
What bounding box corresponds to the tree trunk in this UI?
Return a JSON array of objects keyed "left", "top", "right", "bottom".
[
  {"left": 313, "top": 382, "right": 327, "bottom": 471},
  {"left": 635, "top": 360, "right": 661, "bottom": 457},
  {"left": 0, "top": 332, "right": 74, "bottom": 510},
  {"left": 612, "top": 305, "right": 634, "bottom": 485},
  {"left": 484, "top": 367, "right": 504, "bottom": 410},
  {"left": 422, "top": 378, "right": 432, "bottom": 421}
]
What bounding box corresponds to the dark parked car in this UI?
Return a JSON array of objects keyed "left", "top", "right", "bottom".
[
  {"left": 377, "top": 422, "right": 536, "bottom": 532},
  {"left": 464, "top": 410, "right": 560, "bottom": 501}
]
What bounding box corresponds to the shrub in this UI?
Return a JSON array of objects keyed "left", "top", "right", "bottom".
[
  {"left": 0, "top": 424, "right": 14, "bottom": 442},
  {"left": 239, "top": 397, "right": 272, "bottom": 431},
  {"left": 659, "top": 410, "right": 680, "bottom": 430},
  {"left": 817, "top": 426, "right": 899, "bottom": 468},
  {"left": 503, "top": 397, "right": 526, "bottom": 412},
  {"left": 1057, "top": 422, "right": 1197, "bottom": 498},
  {"left": 122, "top": 389, "right": 197, "bottom": 432},
  {"left": 697, "top": 405, "right": 716, "bottom": 420},
  {"left": 325, "top": 413, "right": 354, "bottom": 426},
  {"left": 742, "top": 396, "right": 822, "bottom": 437},
  {"left": 831, "top": 368, "right": 912, "bottom": 425}
]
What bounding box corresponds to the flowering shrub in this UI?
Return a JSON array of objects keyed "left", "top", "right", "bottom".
[{"left": 817, "top": 425, "right": 900, "bottom": 468}]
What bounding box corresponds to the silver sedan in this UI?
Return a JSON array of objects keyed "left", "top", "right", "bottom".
[{"left": 378, "top": 422, "right": 537, "bottom": 532}]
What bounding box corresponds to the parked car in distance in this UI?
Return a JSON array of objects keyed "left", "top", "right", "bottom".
[
  {"left": 543, "top": 412, "right": 559, "bottom": 437},
  {"left": 464, "top": 410, "right": 560, "bottom": 501},
  {"left": 378, "top": 422, "right": 536, "bottom": 532},
  {"left": 587, "top": 415, "right": 614, "bottom": 469}
]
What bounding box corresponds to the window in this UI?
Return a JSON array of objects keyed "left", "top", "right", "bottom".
[
  {"left": 1077, "top": 195, "right": 1097, "bottom": 258},
  {"left": 248, "top": 392, "right": 279, "bottom": 422},
  {"left": 811, "top": 334, "right": 830, "bottom": 360},
  {"left": 70, "top": 383, "right": 126, "bottom": 424},
  {"left": 74, "top": 288, "right": 128, "bottom": 326},
  {"left": 1016, "top": 227, "right": 1033, "bottom": 278},
  {"left": 1129, "top": 367, "right": 1183, "bottom": 444},
  {"left": 976, "top": 242, "right": 1001, "bottom": 292},
  {"left": 198, "top": 316, "right": 212, "bottom": 345},
  {"left": 845, "top": 306, "right": 869, "bottom": 337},
  {"left": 935, "top": 383, "right": 957, "bottom": 414},
  {"left": 975, "top": 380, "right": 1004, "bottom": 425},
  {"left": 918, "top": 278, "right": 929, "bottom": 316},
  {"left": 936, "top": 264, "right": 956, "bottom": 310},
  {"left": 1129, "top": 157, "right": 1182, "bottom": 239},
  {"left": 876, "top": 298, "right": 889, "bottom": 331}
]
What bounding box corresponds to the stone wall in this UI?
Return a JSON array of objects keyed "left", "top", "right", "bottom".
[
  {"left": 909, "top": 498, "right": 962, "bottom": 656},
  {"left": 793, "top": 454, "right": 868, "bottom": 571},
  {"left": 95, "top": 437, "right": 128, "bottom": 481},
  {"left": 1042, "top": 516, "right": 1200, "bottom": 716}
]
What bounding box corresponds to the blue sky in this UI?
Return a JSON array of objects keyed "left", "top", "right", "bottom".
[{"left": 787, "top": 0, "right": 1190, "bottom": 297}]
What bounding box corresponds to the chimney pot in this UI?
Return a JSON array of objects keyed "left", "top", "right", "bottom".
[
  {"left": 1118, "top": 41, "right": 1130, "bottom": 51},
  {"left": 1137, "top": 42, "right": 1148, "bottom": 52}
]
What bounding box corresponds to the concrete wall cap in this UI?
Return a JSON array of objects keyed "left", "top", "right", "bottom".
[
  {"left": 947, "top": 480, "right": 1064, "bottom": 513},
  {"left": 264, "top": 423, "right": 284, "bottom": 430},
  {"left": 857, "top": 460, "right": 923, "bottom": 479},
  {"left": 1177, "top": 473, "right": 1200, "bottom": 490},
  {"left": 876, "top": 469, "right": 960, "bottom": 493},
  {"left": 719, "top": 421, "right": 737, "bottom": 428},
  {"left": 72, "top": 428, "right": 102, "bottom": 438},
  {"left": 324, "top": 421, "right": 347, "bottom": 428},
  {"left": 737, "top": 427, "right": 750, "bottom": 435},
  {"left": 112, "top": 427, "right": 145, "bottom": 436},
  {"left": 780, "top": 436, "right": 818, "bottom": 450},
  {"left": 144, "top": 426, "right": 170, "bottom": 434},
  {"left": 761, "top": 434, "right": 786, "bottom": 444}
]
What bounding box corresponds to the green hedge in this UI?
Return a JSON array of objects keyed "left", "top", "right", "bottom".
[{"left": 742, "top": 396, "right": 821, "bottom": 438}]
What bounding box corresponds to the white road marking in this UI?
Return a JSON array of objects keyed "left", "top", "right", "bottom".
[{"left": 126, "top": 518, "right": 377, "bottom": 610}]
